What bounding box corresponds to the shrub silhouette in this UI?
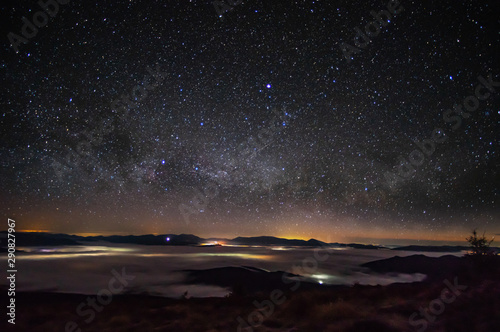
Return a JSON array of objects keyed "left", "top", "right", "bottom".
[{"left": 466, "top": 229, "right": 494, "bottom": 256}]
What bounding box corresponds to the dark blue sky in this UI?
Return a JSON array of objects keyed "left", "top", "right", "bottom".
[{"left": 0, "top": 0, "right": 498, "bottom": 243}]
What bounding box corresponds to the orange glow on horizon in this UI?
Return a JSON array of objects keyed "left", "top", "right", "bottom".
[{"left": 7, "top": 224, "right": 477, "bottom": 246}]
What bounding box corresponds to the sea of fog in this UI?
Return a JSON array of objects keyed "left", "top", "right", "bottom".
[{"left": 2, "top": 243, "right": 465, "bottom": 298}]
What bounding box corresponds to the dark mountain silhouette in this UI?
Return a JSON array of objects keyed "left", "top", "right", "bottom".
[
  {"left": 227, "top": 236, "right": 383, "bottom": 249},
  {"left": 361, "top": 254, "right": 474, "bottom": 280},
  {"left": 0, "top": 231, "right": 203, "bottom": 247},
  {"left": 228, "top": 236, "right": 326, "bottom": 247},
  {"left": 183, "top": 266, "right": 345, "bottom": 295},
  {"left": 4, "top": 231, "right": 483, "bottom": 252},
  {"left": 90, "top": 234, "right": 202, "bottom": 246},
  {"left": 0, "top": 232, "right": 356, "bottom": 248},
  {"left": 0, "top": 231, "right": 81, "bottom": 246}
]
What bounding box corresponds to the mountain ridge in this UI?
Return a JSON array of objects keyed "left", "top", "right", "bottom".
[{"left": 1, "top": 231, "right": 489, "bottom": 251}]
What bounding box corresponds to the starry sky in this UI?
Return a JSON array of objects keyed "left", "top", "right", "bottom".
[{"left": 1, "top": 0, "right": 499, "bottom": 244}]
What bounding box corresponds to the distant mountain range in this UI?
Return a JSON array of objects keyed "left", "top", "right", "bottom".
[
  {"left": 229, "top": 236, "right": 326, "bottom": 247},
  {"left": 0, "top": 231, "right": 385, "bottom": 249},
  {"left": 2, "top": 231, "right": 495, "bottom": 252}
]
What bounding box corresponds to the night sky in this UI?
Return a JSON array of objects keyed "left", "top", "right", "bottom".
[{"left": 1, "top": 0, "right": 498, "bottom": 244}]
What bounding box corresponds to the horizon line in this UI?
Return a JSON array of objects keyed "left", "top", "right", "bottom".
[{"left": 1, "top": 230, "right": 475, "bottom": 246}]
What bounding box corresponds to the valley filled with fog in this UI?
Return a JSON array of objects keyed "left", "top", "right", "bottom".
[{"left": 4, "top": 244, "right": 465, "bottom": 298}]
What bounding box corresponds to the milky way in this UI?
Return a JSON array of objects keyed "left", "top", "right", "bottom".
[{"left": 1, "top": 0, "right": 498, "bottom": 242}]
